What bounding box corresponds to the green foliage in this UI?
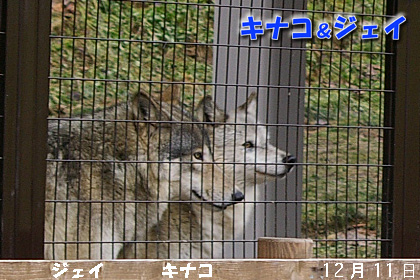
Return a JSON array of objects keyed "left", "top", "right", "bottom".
[
  {"left": 50, "top": 0, "right": 214, "bottom": 116},
  {"left": 303, "top": 0, "right": 387, "bottom": 258}
]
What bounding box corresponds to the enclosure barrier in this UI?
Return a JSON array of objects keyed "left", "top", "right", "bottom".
[{"left": 0, "top": 0, "right": 419, "bottom": 269}]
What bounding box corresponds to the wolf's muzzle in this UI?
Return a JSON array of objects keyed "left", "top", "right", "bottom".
[
  {"left": 282, "top": 155, "right": 297, "bottom": 171},
  {"left": 232, "top": 191, "right": 245, "bottom": 202},
  {"left": 215, "top": 191, "right": 244, "bottom": 210},
  {"left": 192, "top": 190, "right": 244, "bottom": 210}
]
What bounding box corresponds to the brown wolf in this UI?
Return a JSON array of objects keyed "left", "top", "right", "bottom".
[{"left": 45, "top": 89, "right": 244, "bottom": 259}]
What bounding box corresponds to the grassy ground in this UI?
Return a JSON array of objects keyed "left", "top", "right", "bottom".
[
  {"left": 303, "top": 0, "right": 387, "bottom": 258},
  {"left": 50, "top": 0, "right": 214, "bottom": 116},
  {"left": 50, "top": 0, "right": 388, "bottom": 258},
  {"left": 303, "top": 0, "right": 385, "bottom": 257}
]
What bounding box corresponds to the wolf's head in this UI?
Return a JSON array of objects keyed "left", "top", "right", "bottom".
[
  {"left": 196, "top": 93, "right": 296, "bottom": 187},
  {"left": 130, "top": 90, "right": 244, "bottom": 210}
]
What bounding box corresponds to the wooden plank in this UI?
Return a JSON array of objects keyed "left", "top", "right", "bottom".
[
  {"left": 258, "top": 237, "right": 313, "bottom": 259},
  {"left": 1, "top": 260, "right": 420, "bottom": 279}
]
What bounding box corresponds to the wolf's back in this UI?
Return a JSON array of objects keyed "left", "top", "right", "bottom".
[{"left": 44, "top": 104, "right": 145, "bottom": 259}]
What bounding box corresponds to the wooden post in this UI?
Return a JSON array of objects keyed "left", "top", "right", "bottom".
[
  {"left": 2, "top": 0, "right": 50, "bottom": 259},
  {"left": 257, "top": 238, "right": 313, "bottom": 259}
]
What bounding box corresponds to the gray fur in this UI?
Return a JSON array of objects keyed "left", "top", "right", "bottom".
[
  {"left": 45, "top": 91, "right": 241, "bottom": 259},
  {"left": 145, "top": 93, "right": 295, "bottom": 258}
]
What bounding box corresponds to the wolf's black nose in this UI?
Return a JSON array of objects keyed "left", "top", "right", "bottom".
[
  {"left": 283, "top": 155, "right": 297, "bottom": 163},
  {"left": 232, "top": 191, "right": 244, "bottom": 202},
  {"left": 282, "top": 155, "right": 297, "bottom": 171}
]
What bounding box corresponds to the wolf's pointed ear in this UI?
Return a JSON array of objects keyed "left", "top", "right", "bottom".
[
  {"left": 130, "top": 90, "right": 168, "bottom": 121},
  {"left": 195, "top": 95, "right": 227, "bottom": 124},
  {"left": 237, "top": 92, "right": 258, "bottom": 117},
  {"left": 161, "top": 84, "right": 181, "bottom": 105}
]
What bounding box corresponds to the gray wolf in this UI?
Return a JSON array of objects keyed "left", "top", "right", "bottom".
[
  {"left": 45, "top": 89, "right": 244, "bottom": 259},
  {"left": 141, "top": 93, "right": 296, "bottom": 258}
]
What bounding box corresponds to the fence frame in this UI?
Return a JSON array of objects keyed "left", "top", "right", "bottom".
[
  {"left": 392, "top": 0, "right": 420, "bottom": 258},
  {"left": 380, "top": 0, "right": 397, "bottom": 259},
  {"left": 0, "top": 0, "right": 415, "bottom": 259},
  {"left": 1, "top": 0, "right": 51, "bottom": 259}
]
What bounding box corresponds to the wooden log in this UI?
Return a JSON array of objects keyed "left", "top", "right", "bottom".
[
  {"left": 257, "top": 237, "right": 314, "bottom": 259},
  {"left": 0, "top": 259, "right": 419, "bottom": 279}
]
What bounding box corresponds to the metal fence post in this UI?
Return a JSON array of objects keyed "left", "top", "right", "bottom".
[
  {"left": 213, "top": 0, "right": 305, "bottom": 258},
  {"left": 392, "top": 0, "right": 420, "bottom": 258},
  {"left": 1, "top": 0, "right": 51, "bottom": 259},
  {"left": 0, "top": 0, "right": 5, "bottom": 259},
  {"left": 380, "top": 0, "right": 397, "bottom": 259}
]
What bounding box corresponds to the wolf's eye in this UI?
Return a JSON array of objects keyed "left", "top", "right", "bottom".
[
  {"left": 193, "top": 152, "right": 203, "bottom": 160},
  {"left": 242, "top": 141, "right": 254, "bottom": 148}
]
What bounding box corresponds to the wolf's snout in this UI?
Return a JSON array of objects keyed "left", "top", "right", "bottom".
[
  {"left": 283, "top": 155, "right": 297, "bottom": 163},
  {"left": 232, "top": 191, "right": 245, "bottom": 202},
  {"left": 282, "top": 155, "right": 297, "bottom": 171}
]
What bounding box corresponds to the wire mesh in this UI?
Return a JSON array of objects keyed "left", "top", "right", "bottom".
[
  {"left": 46, "top": 0, "right": 394, "bottom": 259},
  {"left": 304, "top": 0, "right": 393, "bottom": 258}
]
